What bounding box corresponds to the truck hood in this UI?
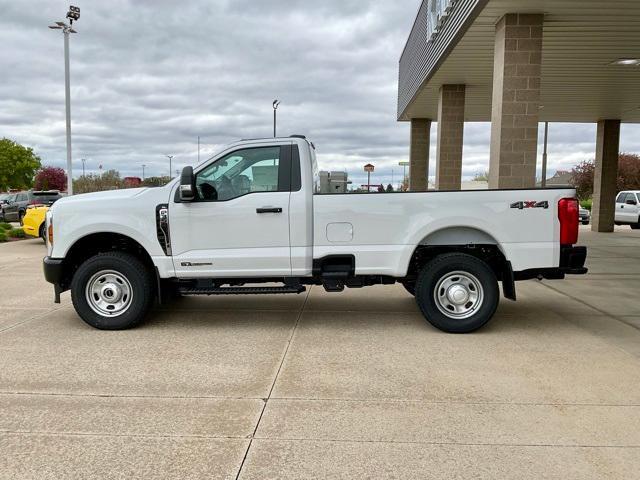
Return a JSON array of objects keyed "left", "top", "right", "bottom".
[
  {"left": 56, "top": 188, "right": 149, "bottom": 204},
  {"left": 50, "top": 185, "right": 174, "bottom": 217}
]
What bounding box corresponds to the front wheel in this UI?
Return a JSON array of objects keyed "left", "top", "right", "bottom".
[
  {"left": 631, "top": 223, "right": 640, "bottom": 230},
  {"left": 415, "top": 253, "right": 499, "bottom": 333},
  {"left": 71, "top": 252, "right": 155, "bottom": 330}
]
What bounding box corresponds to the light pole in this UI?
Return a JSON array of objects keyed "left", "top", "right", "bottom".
[
  {"left": 166, "top": 155, "right": 173, "bottom": 178},
  {"left": 49, "top": 5, "right": 80, "bottom": 195},
  {"left": 81, "top": 158, "right": 86, "bottom": 177},
  {"left": 541, "top": 121, "right": 549, "bottom": 188},
  {"left": 273, "top": 100, "right": 280, "bottom": 137},
  {"left": 142, "top": 164, "right": 146, "bottom": 180}
]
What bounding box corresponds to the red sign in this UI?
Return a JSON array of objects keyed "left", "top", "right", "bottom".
[{"left": 364, "top": 163, "right": 375, "bottom": 172}]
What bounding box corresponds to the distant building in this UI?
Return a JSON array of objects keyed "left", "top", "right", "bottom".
[
  {"left": 537, "top": 171, "right": 572, "bottom": 187},
  {"left": 319, "top": 171, "right": 350, "bottom": 193},
  {"left": 124, "top": 177, "right": 142, "bottom": 188}
]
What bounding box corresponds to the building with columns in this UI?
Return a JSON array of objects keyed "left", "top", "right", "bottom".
[{"left": 398, "top": 0, "right": 640, "bottom": 232}]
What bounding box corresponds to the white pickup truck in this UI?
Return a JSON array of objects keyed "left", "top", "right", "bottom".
[{"left": 43, "top": 136, "right": 587, "bottom": 333}]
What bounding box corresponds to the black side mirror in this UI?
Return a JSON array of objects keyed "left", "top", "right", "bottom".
[
  {"left": 626, "top": 199, "right": 637, "bottom": 206},
  {"left": 179, "top": 166, "right": 196, "bottom": 202}
]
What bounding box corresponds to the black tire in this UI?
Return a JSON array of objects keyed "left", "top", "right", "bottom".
[
  {"left": 39, "top": 223, "right": 46, "bottom": 242},
  {"left": 415, "top": 253, "right": 499, "bottom": 333},
  {"left": 401, "top": 281, "right": 416, "bottom": 296},
  {"left": 581, "top": 221, "right": 589, "bottom": 225},
  {"left": 71, "top": 252, "right": 155, "bottom": 330},
  {"left": 18, "top": 210, "right": 25, "bottom": 226},
  {"left": 631, "top": 223, "right": 640, "bottom": 230}
]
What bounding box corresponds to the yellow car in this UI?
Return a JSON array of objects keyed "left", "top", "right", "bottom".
[{"left": 22, "top": 205, "right": 49, "bottom": 241}]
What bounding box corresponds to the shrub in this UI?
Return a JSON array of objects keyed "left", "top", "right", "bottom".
[
  {"left": 9, "top": 227, "right": 25, "bottom": 238},
  {"left": 0, "top": 229, "right": 6, "bottom": 242},
  {"left": 0, "top": 222, "right": 12, "bottom": 230},
  {"left": 580, "top": 199, "right": 592, "bottom": 211}
]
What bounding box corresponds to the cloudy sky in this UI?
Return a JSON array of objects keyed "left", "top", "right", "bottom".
[{"left": 1, "top": 0, "right": 639, "bottom": 187}]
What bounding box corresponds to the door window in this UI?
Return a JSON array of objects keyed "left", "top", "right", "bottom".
[
  {"left": 625, "top": 193, "right": 638, "bottom": 205},
  {"left": 195, "top": 147, "right": 282, "bottom": 201},
  {"left": 616, "top": 193, "right": 626, "bottom": 203}
]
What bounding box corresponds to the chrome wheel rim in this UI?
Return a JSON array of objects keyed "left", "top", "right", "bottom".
[
  {"left": 85, "top": 270, "right": 133, "bottom": 317},
  {"left": 434, "top": 271, "right": 483, "bottom": 319}
]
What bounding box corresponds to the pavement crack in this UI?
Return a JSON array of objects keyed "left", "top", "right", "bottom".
[{"left": 233, "top": 285, "right": 310, "bottom": 480}]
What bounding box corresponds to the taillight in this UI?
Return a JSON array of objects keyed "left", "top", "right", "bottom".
[{"left": 558, "top": 198, "right": 578, "bottom": 245}]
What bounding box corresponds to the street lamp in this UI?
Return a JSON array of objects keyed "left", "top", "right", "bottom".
[
  {"left": 142, "top": 164, "right": 146, "bottom": 180},
  {"left": 49, "top": 5, "right": 80, "bottom": 195},
  {"left": 166, "top": 155, "right": 173, "bottom": 178},
  {"left": 272, "top": 100, "right": 280, "bottom": 137},
  {"left": 81, "top": 158, "right": 86, "bottom": 177}
]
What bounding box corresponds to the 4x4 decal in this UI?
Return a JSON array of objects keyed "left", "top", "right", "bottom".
[{"left": 510, "top": 200, "right": 549, "bottom": 210}]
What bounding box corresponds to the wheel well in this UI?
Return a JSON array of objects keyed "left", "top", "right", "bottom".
[
  {"left": 406, "top": 244, "right": 509, "bottom": 282},
  {"left": 60, "top": 232, "right": 155, "bottom": 290}
]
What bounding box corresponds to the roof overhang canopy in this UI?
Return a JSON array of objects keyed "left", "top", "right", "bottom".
[{"left": 398, "top": 0, "right": 640, "bottom": 123}]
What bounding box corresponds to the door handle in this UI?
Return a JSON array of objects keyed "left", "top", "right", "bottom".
[{"left": 256, "top": 207, "right": 282, "bottom": 214}]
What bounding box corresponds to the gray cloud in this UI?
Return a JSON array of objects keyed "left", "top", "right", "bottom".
[{"left": 0, "top": 0, "right": 638, "bottom": 186}]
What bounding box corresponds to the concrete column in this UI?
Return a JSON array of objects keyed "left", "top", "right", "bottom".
[
  {"left": 488, "top": 13, "right": 543, "bottom": 189},
  {"left": 591, "top": 119, "right": 621, "bottom": 232},
  {"left": 436, "top": 84, "right": 465, "bottom": 190},
  {"left": 409, "top": 118, "right": 431, "bottom": 191}
]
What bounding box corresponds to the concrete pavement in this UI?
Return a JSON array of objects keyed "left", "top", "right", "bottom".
[{"left": 0, "top": 226, "right": 639, "bottom": 479}]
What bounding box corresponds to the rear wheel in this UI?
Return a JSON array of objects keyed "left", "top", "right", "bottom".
[
  {"left": 415, "top": 253, "right": 499, "bottom": 333},
  {"left": 39, "top": 223, "right": 46, "bottom": 242},
  {"left": 71, "top": 252, "right": 155, "bottom": 330},
  {"left": 18, "top": 210, "right": 25, "bottom": 225},
  {"left": 631, "top": 222, "right": 640, "bottom": 230}
]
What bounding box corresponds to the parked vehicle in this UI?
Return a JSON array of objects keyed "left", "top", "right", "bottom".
[
  {"left": 2, "top": 190, "right": 62, "bottom": 224},
  {"left": 579, "top": 206, "right": 590, "bottom": 225},
  {"left": 0, "top": 193, "right": 15, "bottom": 221},
  {"left": 22, "top": 205, "right": 49, "bottom": 241},
  {"left": 614, "top": 191, "right": 640, "bottom": 229},
  {"left": 43, "top": 136, "right": 587, "bottom": 333}
]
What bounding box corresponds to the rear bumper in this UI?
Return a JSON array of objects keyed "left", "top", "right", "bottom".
[{"left": 514, "top": 245, "right": 588, "bottom": 280}]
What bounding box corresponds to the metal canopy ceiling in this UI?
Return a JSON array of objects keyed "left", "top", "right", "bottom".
[{"left": 400, "top": 0, "right": 640, "bottom": 123}]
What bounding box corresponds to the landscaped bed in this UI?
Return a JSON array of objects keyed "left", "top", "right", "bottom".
[{"left": 0, "top": 223, "right": 27, "bottom": 242}]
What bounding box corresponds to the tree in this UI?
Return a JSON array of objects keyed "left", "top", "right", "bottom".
[
  {"left": 569, "top": 160, "right": 594, "bottom": 200},
  {"left": 377, "top": 184, "right": 385, "bottom": 193},
  {"left": 73, "top": 170, "right": 124, "bottom": 194},
  {"left": 386, "top": 183, "right": 394, "bottom": 192},
  {"left": 472, "top": 170, "right": 490, "bottom": 182},
  {"left": 0, "top": 138, "right": 41, "bottom": 191},
  {"left": 142, "top": 176, "right": 171, "bottom": 187},
  {"left": 34, "top": 166, "right": 67, "bottom": 191},
  {"left": 570, "top": 153, "right": 640, "bottom": 200}
]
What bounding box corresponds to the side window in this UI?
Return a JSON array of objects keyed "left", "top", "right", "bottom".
[
  {"left": 195, "top": 146, "right": 281, "bottom": 201},
  {"left": 616, "top": 193, "right": 626, "bottom": 203},
  {"left": 626, "top": 193, "right": 638, "bottom": 204},
  {"left": 636, "top": 194, "right": 640, "bottom": 204}
]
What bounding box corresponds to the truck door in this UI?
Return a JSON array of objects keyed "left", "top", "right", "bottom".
[
  {"left": 618, "top": 192, "right": 638, "bottom": 223},
  {"left": 169, "top": 144, "right": 293, "bottom": 278}
]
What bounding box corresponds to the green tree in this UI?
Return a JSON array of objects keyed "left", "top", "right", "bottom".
[{"left": 0, "top": 138, "right": 42, "bottom": 191}]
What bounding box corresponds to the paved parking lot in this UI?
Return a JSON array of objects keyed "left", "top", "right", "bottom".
[{"left": 1, "top": 226, "right": 639, "bottom": 479}]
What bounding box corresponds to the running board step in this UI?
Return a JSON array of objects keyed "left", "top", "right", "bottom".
[{"left": 179, "top": 285, "right": 306, "bottom": 296}]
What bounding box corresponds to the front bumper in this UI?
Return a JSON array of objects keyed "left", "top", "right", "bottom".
[
  {"left": 43, "top": 257, "right": 65, "bottom": 303},
  {"left": 43, "top": 256, "right": 64, "bottom": 284}
]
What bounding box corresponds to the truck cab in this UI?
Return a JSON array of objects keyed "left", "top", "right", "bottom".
[{"left": 43, "top": 136, "right": 587, "bottom": 333}]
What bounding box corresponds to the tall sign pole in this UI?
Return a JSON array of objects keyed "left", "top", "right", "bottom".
[{"left": 364, "top": 163, "right": 375, "bottom": 192}]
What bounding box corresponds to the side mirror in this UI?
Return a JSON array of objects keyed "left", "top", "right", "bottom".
[
  {"left": 626, "top": 199, "right": 637, "bottom": 206},
  {"left": 179, "top": 166, "right": 196, "bottom": 202}
]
